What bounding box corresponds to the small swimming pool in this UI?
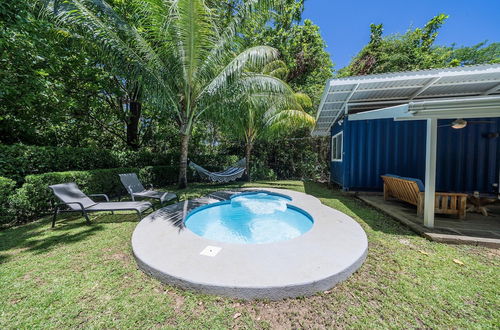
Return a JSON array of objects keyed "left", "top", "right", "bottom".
[{"left": 184, "top": 191, "right": 313, "bottom": 244}]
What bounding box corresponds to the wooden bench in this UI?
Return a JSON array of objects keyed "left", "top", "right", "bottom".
[{"left": 381, "top": 175, "right": 467, "bottom": 219}]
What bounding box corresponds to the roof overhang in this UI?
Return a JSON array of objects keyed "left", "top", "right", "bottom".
[
  {"left": 348, "top": 96, "right": 500, "bottom": 121},
  {"left": 312, "top": 64, "right": 500, "bottom": 136}
]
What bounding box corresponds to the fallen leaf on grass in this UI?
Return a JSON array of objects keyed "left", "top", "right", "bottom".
[
  {"left": 453, "top": 259, "right": 464, "bottom": 265},
  {"left": 419, "top": 250, "right": 430, "bottom": 256},
  {"left": 233, "top": 312, "right": 242, "bottom": 319},
  {"left": 323, "top": 290, "right": 332, "bottom": 294}
]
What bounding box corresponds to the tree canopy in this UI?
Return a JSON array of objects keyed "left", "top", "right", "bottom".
[{"left": 338, "top": 14, "right": 500, "bottom": 77}]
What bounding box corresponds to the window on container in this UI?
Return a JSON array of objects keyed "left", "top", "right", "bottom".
[{"left": 331, "top": 132, "right": 343, "bottom": 162}]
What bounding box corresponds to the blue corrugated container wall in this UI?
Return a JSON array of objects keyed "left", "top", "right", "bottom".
[
  {"left": 330, "top": 117, "right": 500, "bottom": 193},
  {"left": 330, "top": 119, "right": 345, "bottom": 186}
]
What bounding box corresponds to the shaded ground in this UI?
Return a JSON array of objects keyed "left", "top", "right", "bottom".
[
  {"left": 1, "top": 181, "right": 499, "bottom": 328},
  {"left": 359, "top": 194, "right": 500, "bottom": 245}
]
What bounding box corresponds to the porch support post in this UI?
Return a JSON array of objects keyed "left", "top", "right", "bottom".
[{"left": 424, "top": 118, "right": 437, "bottom": 228}]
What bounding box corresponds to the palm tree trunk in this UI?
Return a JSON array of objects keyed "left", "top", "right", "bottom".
[
  {"left": 245, "top": 141, "right": 253, "bottom": 182},
  {"left": 126, "top": 101, "right": 141, "bottom": 150},
  {"left": 178, "top": 132, "right": 190, "bottom": 189}
]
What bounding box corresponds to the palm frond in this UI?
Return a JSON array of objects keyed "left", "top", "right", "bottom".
[
  {"left": 199, "top": 46, "right": 280, "bottom": 98},
  {"left": 263, "top": 109, "right": 315, "bottom": 137},
  {"left": 294, "top": 92, "right": 313, "bottom": 109}
]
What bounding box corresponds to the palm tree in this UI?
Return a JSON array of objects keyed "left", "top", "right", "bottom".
[
  {"left": 214, "top": 60, "right": 315, "bottom": 180},
  {"left": 39, "top": 0, "right": 289, "bottom": 188}
]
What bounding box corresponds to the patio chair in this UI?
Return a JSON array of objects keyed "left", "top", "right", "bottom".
[
  {"left": 381, "top": 175, "right": 467, "bottom": 219},
  {"left": 118, "top": 173, "right": 178, "bottom": 205},
  {"left": 49, "top": 183, "right": 154, "bottom": 228}
]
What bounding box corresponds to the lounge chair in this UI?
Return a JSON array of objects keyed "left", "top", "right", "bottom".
[
  {"left": 189, "top": 158, "right": 246, "bottom": 183},
  {"left": 118, "top": 173, "right": 178, "bottom": 205},
  {"left": 49, "top": 183, "right": 154, "bottom": 228}
]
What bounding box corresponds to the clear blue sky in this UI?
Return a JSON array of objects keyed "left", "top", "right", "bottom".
[{"left": 302, "top": 0, "right": 500, "bottom": 71}]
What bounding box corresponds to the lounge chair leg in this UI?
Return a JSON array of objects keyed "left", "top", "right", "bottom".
[
  {"left": 82, "top": 211, "right": 91, "bottom": 224},
  {"left": 136, "top": 211, "right": 142, "bottom": 220},
  {"left": 52, "top": 206, "right": 60, "bottom": 228}
]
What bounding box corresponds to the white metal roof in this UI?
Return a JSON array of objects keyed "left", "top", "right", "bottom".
[{"left": 312, "top": 64, "right": 500, "bottom": 136}]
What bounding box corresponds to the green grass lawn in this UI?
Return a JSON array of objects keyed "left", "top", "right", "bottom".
[{"left": 1, "top": 181, "right": 498, "bottom": 328}]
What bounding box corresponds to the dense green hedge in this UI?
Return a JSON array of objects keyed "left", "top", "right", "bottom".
[
  {"left": 0, "top": 144, "right": 241, "bottom": 184},
  {"left": 251, "top": 138, "right": 328, "bottom": 181},
  {"left": 0, "top": 176, "right": 16, "bottom": 225},
  {"left": 0, "top": 144, "right": 174, "bottom": 183}
]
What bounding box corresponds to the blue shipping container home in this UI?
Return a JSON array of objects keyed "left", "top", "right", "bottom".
[{"left": 312, "top": 64, "right": 500, "bottom": 228}]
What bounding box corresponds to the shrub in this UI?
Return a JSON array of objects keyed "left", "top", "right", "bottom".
[
  {"left": 8, "top": 166, "right": 177, "bottom": 222},
  {"left": 0, "top": 144, "right": 241, "bottom": 184},
  {"left": 189, "top": 154, "right": 240, "bottom": 168},
  {"left": 139, "top": 166, "right": 179, "bottom": 187},
  {"left": 0, "top": 176, "right": 16, "bottom": 225},
  {"left": 250, "top": 159, "right": 277, "bottom": 181},
  {"left": 249, "top": 137, "right": 329, "bottom": 181},
  {"left": 0, "top": 144, "right": 173, "bottom": 183}
]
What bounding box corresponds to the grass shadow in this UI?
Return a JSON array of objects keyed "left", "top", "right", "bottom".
[
  {"left": 0, "top": 215, "right": 105, "bottom": 262},
  {"left": 0, "top": 208, "right": 148, "bottom": 259}
]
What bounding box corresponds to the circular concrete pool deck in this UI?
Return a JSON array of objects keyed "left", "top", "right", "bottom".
[{"left": 132, "top": 188, "right": 368, "bottom": 300}]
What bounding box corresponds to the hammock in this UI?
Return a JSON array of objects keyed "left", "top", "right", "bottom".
[{"left": 189, "top": 158, "right": 246, "bottom": 183}]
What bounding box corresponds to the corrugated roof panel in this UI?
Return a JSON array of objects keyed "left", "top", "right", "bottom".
[
  {"left": 421, "top": 82, "right": 500, "bottom": 97},
  {"left": 322, "top": 103, "right": 343, "bottom": 111},
  {"left": 357, "top": 78, "right": 428, "bottom": 91},
  {"left": 350, "top": 87, "right": 420, "bottom": 101},
  {"left": 312, "top": 64, "right": 500, "bottom": 136},
  {"left": 436, "top": 72, "right": 500, "bottom": 84},
  {"left": 325, "top": 93, "right": 348, "bottom": 102},
  {"left": 331, "top": 84, "right": 357, "bottom": 92}
]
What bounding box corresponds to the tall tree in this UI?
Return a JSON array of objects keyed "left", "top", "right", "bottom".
[
  {"left": 40, "top": 0, "right": 293, "bottom": 188},
  {"left": 338, "top": 14, "right": 451, "bottom": 76},
  {"left": 445, "top": 42, "right": 500, "bottom": 66},
  {"left": 1, "top": 0, "right": 161, "bottom": 149},
  {"left": 338, "top": 14, "right": 499, "bottom": 77},
  {"left": 218, "top": 0, "right": 333, "bottom": 107}
]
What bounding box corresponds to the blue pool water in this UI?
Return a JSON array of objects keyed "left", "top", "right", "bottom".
[{"left": 184, "top": 192, "right": 313, "bottom": 244}]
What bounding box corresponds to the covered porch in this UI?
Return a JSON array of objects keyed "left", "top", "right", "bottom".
[
  {"left": 349, "top": 95, "right": 500, "bottom": 229},
  {"left": 359, "top": 194, "right": 500, "bottom": 248}
]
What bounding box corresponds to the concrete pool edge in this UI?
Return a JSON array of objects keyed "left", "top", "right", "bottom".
[
  {"left": 133, "top": 243, "right": 368, "bottom": 300},
  {"left": 132, "top": 188, "right": 368, "bottom": 300}
]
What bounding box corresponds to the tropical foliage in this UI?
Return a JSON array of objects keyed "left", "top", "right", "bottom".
[
  {"left": 213, "top": 60, "right": 315, "bottom": 178},
  {"left": 339, "top": 14, "right": 500, "bottom": 76},
  {"left": 38, "top": 0, "right": 301, "bottom": 187},
  {"left": 236, "top": 0, "right": 333, "bottom": 104},
  {"left": 2, "top": 3, "right": 499, "bottom": 190}
]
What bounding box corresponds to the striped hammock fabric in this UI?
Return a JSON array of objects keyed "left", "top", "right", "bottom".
[{"left": 189, "top": 158, "right": 246, "bottom": 183}]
